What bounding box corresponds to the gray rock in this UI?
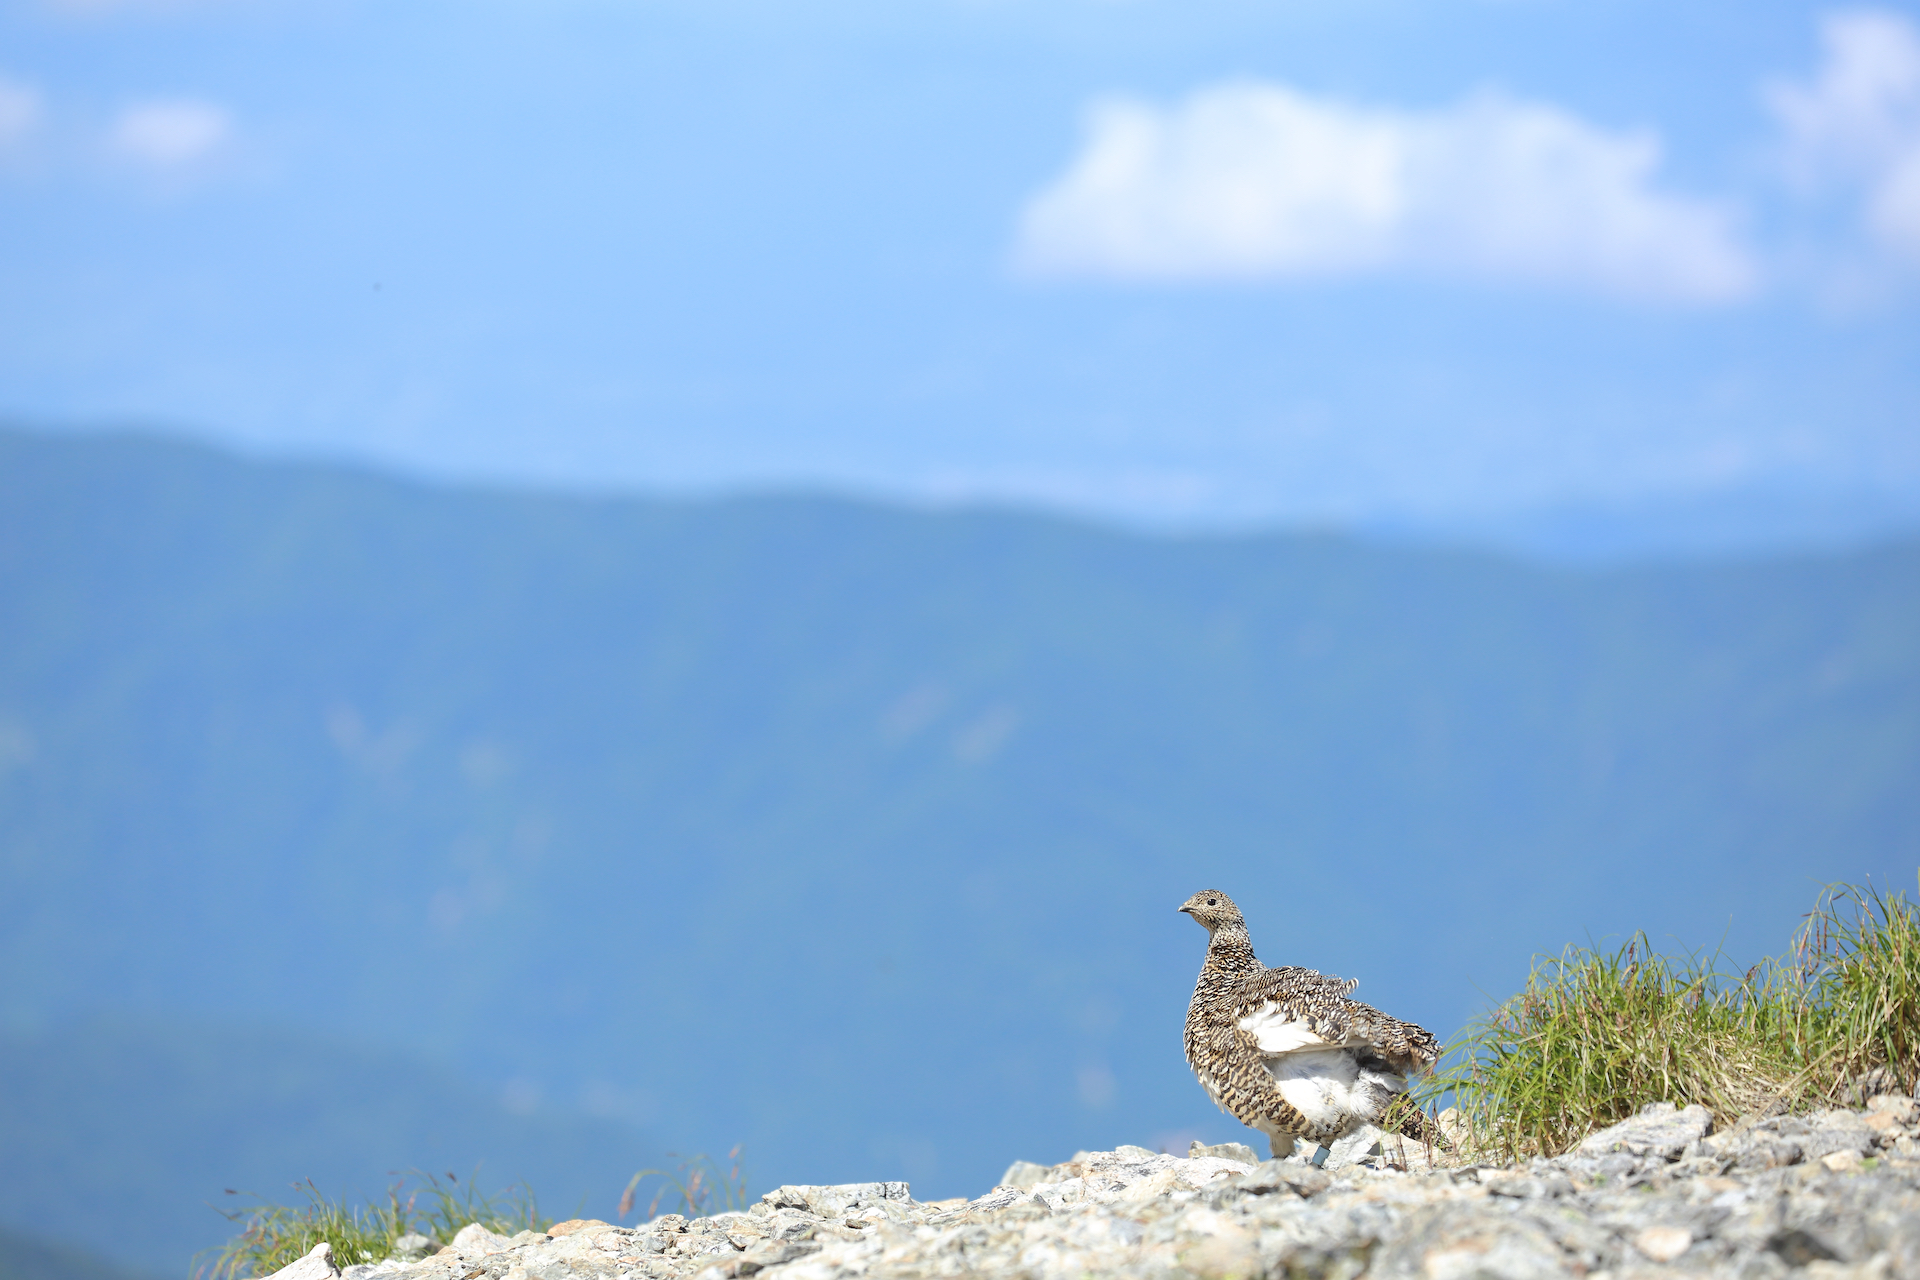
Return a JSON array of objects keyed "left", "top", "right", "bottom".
[
  {"left": 1845, "top": 1065, "right": 1908, "bottom": 1104},
  {"left": 1872, "top": 1092, "right": 1919, "bottom": 1114},
  {"left": 1803, "top": 1108, "right": 1879, "bottom": 1161},
  {"left": 1723, "top": 1130, "right": 1805, "bottom": 1172},
  {"left": 1479, "top": 1168, "right": 1575, "bottom": 1199},
  {"left": 1324, "top": 1123, "right": 1385, "bottom": 1170},
  {"left": 1187, "top": 1139, "right": 1258, "bottom": 1165},
  {"left": 1576, "top": 1100, "right": 1713, "bottom": 1160},
  {"left": 962, "top": 1184, "right": 1031, "bottom": 1213},
  {"left": 1374, "top": 1207, "right": 1578, "bottom": 1279},
  {"left": 1704, "top": 1108, "right": 1880, "bottom": 1175},
  {"left": 339, "top": 1106, "right": 1920, "bottom": 1280},
  {"left": 337, "top": 1265, "right": 409, "bottom": 1280},
  {"left": 1232, "top": 1157, "right": 1332, "bottom": 1197},
  {"left": 757, "top": 1182, "right": 908, "bottom": 1219},
  {"left": 735, "top": 1240, "right": 818, "bottom": 1275},
  {"left": 997, "top": 1160, "right": 1049, "bottom": 1188}
]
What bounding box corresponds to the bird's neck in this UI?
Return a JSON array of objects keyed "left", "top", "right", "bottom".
[{"left": 1204, "top": 923, "right": 1260, "bottom": 977}]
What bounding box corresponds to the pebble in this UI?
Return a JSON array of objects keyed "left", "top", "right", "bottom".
[
  {"left": 1634, "top": 1224, "right": 1693, "bottom": 1262},
  {"left": 294, "top": 1097, "right": 1920, "bottom": 1280}
]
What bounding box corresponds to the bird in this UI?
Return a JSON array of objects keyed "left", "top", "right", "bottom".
[{"left": 1179, "top": 888, "right": 1439, "bottom": 1167}]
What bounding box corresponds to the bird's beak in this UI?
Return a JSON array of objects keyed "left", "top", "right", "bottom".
[{"left": 1178, "top": 905, "right": 1194, "bottom": 915}]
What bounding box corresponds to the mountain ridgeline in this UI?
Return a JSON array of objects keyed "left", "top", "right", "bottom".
[{"left": 1, "top": 427, "right": 1917, "bottom": 1272}]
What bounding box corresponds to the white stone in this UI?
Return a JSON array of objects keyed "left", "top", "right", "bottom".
[
  {"left": 1116, "top": 1166, "right": 1181, "bottom": 1200},
  {"left": 1174, "top": 1155, "right": 1255, "bottom": 1188},
  {"left": 1577, "top": 1102, "right": 1713, "bottom": 1160},
  {"left": 1188, "top": 1139, "right": 1259, "bottom": 1165},
  {"left": 1030, "top": 1177, "right": 1088, "bottom": 1208},
  {"left": 999, "top": 1160, "right": 1049, "bottom": 1188},
  {"left": 263, "top": 1241, "right": 340, "bottom": 1280},
  {"left": 1633, "top": 1225, "right": 1692, "bottom": 1263},
  {"left": 760, "top": 1182, "right": 910, "bottom": 1218},
  {"left": 1325, "top": 1123, "right": 1386, "bottom": 1171},
  {"left": 390, "top": 1233, "right": 434, "bottom": 1260},
  {"left": 451, "top": 1222, "right": 513, "bottom": 1255}
]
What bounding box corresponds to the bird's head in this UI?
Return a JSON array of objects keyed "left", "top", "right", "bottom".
[{"left": 1178, "top": 889, "right": 1243, "bottom": 934}]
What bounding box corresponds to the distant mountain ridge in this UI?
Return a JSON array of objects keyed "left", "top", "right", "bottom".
[
  {"left": 1366, "top": 483, "right": 1920, "bottom": 564},
  {"left": 0, "top": 1017, "right": 648, "bottom": 1277},
  {"left": 2, "top": 426, "right": 1917, "bottom": 1274},
  {"left": 0, "top": 1222, "right": 169, "bottom": 1280}
]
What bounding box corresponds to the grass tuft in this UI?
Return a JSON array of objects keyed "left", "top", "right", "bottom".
[
  {"left": 1419, "top": 879, "right": 1920, "bottom": 1162},
  {"left": 199, "top": 1170, "right": 547, "bottom": 1280},
  {"left": 618, "top": 1148, "right": 749, "bottom": 1222}
]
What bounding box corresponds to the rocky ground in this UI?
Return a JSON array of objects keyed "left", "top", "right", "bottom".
[{"left": 271, "top": 1095, "right": 1920, "bottom": 1280}]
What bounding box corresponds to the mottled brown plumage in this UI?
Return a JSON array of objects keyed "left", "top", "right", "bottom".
[{"left": 1180, "top": 889, "right": 1439, "bottom": 1159}]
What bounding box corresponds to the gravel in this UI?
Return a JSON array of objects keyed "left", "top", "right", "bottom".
[{"left": 305, "top": 1097, "right": 1920, "bottom": 1280}]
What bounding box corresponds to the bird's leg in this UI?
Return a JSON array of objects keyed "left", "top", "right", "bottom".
[
  {"left": 1266, "top": 1134, "right": 1293, "bottom": 1161},
  {"left": 1309, "top": 1144, "right": 1332, "bottom": 1168}
]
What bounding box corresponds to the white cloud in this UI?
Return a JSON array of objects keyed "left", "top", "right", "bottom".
[
  {"left": 1016, "top": 81, "right": 1756, "bottom": 303},
  {"left": 1766, "top": 8, "right": 1920, "bottom": 261},
  {"left": 109, "top": 98, "right": 231, "bottom": 169},
  {"left": 0, "top": 74, "right": 42, "bottom": 147}
]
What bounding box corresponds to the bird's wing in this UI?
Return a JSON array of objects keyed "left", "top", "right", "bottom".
[
  {"left": 1230, "top": 966, "right": 1361, "bottom": 1053},
  {"left": 1235, "top": 1000, "right": 1335, "bottom": 1054},
  {"left": 1230, "top": 966, "right": 1440, "bottom": 1075}
]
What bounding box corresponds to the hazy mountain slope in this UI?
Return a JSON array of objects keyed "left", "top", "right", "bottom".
[
  {"left": 0, "top": 1018, "right": 650, "bottom": 1275},
  {"left": 1, "top": 427, "right": 1916, "bottom": 1232},
  {"left": 0, "top": 1222, "right": 168, "bottom": 1280}
]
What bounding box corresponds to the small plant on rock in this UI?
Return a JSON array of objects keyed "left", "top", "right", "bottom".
[
  {"left": 618, "top": 1147, "right": 748, "bottom": 1222},
  {"left": 200, "top": 1169, "right": 547, "bottom": 1280},
  {"left": 1419, "top": 878, "right": 1920, "bottom": 1162}
]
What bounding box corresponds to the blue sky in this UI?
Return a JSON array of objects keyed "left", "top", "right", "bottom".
[{"left": 3, "top": 0, "right": 1920, "bottom": 540}]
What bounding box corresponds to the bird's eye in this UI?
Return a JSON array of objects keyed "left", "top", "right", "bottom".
[{"left": 1206, "top": 898, "right": 1217, "bottom": 906}]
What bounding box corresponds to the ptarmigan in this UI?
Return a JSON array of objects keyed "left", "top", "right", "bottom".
[{"left": 1180, "top": 888, "right": 1439, "bottom": 1165}]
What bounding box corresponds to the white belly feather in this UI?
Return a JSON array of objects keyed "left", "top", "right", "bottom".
[{"left": 1266, "top": 1049, "right": 1404, "bottom": 1129}]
